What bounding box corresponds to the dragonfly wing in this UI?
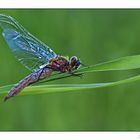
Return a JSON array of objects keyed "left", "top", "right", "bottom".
[{"left": 0, "top": 14, "right": 57, "bottom": 72}]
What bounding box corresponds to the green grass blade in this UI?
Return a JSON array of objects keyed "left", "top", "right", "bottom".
[
  {"left": 0, "top": 74, "right": 140, "bottom": 97},
  {"left": 1, "top": 54, "right": 140, "bottom": 98},
  {"left": 78, "top": 55, "right": 140, "bottom": 73}
]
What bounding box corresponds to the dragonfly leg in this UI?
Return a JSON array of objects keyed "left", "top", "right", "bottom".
[
  {"left": 81, "top": 63, "right": 90, "bottom": 68},
  {"left": 44, "top": 65, "right": 60, "bottom": 71},
  {"left": 69, "top": 72, "right": 83, "bottom": 79}
]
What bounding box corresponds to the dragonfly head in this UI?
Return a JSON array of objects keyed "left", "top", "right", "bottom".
[{"left": 70, "top": 56, "right": 81, "bottom": 70}]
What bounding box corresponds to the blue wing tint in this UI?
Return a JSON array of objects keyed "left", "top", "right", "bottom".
[{"left": 0, "top": 14, "right": 57, "bottom": 72}]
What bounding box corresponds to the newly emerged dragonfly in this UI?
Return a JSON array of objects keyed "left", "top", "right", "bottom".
[{"left": 0, "top": 14, "right": 81, "bottom": 101}]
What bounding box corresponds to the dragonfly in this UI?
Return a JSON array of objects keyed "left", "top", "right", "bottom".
[{"left": 0, "top": 14, "right": 81, "bottom": 101}]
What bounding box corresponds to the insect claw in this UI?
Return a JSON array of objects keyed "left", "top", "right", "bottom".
[
  {"left": 80, "top": 74, "right": 84, "bottom": 79},
  {"left": 70, "top": 72, "right": 83, "bottom": 79},
  {"left": 78, "top": 73, "right": 84, "bottom": 79},
  {"left": 81, "top": 63, "right": 90, "bottom": 68}
]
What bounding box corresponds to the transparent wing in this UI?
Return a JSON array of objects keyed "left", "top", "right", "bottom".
[{"left": 0, "top": 14, "right": 57, "bottom": 72}]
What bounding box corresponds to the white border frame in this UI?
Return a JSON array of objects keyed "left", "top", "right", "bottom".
[
  {"left": 0, "top": 0, "right": 140, "bottom": 8},
  {"left": 0, "top": 132, "right": 140, "bottom": 140},
  {"left": 0, "top": 1, "right": 140, "bottom": 139}
]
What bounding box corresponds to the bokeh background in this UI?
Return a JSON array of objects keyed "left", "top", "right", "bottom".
[{"left": 0, "top": 9, "right": 140, "bottom": 130}]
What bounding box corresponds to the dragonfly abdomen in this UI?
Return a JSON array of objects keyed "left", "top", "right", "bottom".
[{"left": 4, "top": 67, "right": 52, "bottom": 101}]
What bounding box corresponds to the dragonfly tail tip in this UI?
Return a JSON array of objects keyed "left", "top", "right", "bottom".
[{"left": 3, "top": 96, "right": 9, "bottom": 102}]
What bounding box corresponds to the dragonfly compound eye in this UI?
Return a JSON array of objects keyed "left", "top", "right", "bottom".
[
  {"left": 70, "top": 56, "right": 78, "bottom": 63},
  {"left": 70, "top": 56, "right": 81, "bottom": 69}
]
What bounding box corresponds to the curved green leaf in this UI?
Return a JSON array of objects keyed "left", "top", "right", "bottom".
[
  {"left": 1, "top": 54, "right": 140, "bottom": 98},
  {"left": 0, "top": 74, "right": 140, "bottom": 97}
]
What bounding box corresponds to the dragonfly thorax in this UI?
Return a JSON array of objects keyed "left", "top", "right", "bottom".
[{"left": 47, "top": 56, "right": 81, "bottom": 72}]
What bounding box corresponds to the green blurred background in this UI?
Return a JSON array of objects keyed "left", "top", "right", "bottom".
[{"left": 0, "top": 9, "right": 140, "bottom": 130}]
